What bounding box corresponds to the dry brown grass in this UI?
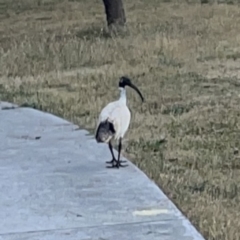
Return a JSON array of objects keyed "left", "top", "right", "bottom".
[{"left": 1, "top": 0, "right": 240, "bottom": 239}]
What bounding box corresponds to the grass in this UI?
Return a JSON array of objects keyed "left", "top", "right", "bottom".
[{"left": 1, "top": 0, "right": 240, "bottom": 239}]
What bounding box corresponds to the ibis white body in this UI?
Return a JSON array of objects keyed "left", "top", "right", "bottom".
[{"left": 95, "top": 88, "right": 131, "bottom": 143}]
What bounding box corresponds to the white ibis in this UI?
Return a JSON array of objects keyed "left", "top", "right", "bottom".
[{"left": 95, "top": 76, "right": 144, "bottom": 168}]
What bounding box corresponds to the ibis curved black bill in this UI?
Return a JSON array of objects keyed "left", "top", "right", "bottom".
[
  {"left": 119, "top": 76, "right": 144, "bottom": 102},
  {"left": 128, "top": 82, "right": 144, "bottom": 102}
]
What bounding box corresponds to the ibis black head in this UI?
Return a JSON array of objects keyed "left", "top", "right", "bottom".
[
  {"left": 119, "top": 76, "right": 132, "bottom": 88},
  {"left": 119, "top": 76, "right": 144, "bottom": 102}
]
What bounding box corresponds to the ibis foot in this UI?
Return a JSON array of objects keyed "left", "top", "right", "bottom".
[
  {"left": 106, "top": 159, "right": 127, "bottom": 164},
  {"left": 106, "top": 159, "right": 128, "bottom": 169},
  {"left": 116, "top": 160, "right": 128, "bottom": 168}
]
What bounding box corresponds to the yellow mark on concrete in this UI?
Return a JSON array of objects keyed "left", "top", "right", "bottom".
[{"left": 133, "top": 209, "right": 169, "bottom": 216}]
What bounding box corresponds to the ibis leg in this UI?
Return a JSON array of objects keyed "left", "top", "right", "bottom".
[
  {"left": 106, "top": 139, "right": 127, "bottom": 168},
  {"left": 106, "top": 141, "right": 117, "bottom": 165},
  {"left": 116, "top": 138, "right": 128, "bottom": 168}
]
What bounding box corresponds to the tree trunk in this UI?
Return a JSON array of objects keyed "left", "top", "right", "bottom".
[{"left": 102, "top": 0, "right": 126, "bottom": 31}]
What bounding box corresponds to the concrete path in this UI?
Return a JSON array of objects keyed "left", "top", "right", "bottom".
[{"left": 0, "top": 101, "right": 205, "bottom": 240}]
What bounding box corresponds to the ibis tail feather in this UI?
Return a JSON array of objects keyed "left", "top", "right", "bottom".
[{"left": 95, "top": 120, "right": 116, "bottom": 143}]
